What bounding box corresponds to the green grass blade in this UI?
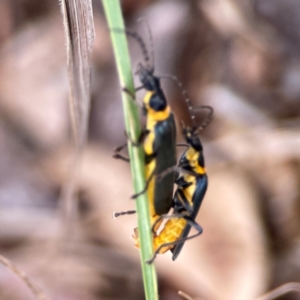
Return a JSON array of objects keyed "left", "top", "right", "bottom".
[{"left": 102, "top": 1, "right": 158, "bottom": 300}]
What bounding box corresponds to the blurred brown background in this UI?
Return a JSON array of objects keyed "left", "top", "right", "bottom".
[{"left": 0, "top": 0, "right": 300, "bottom": 299}]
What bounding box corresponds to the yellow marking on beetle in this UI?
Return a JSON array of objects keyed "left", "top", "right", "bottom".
[
  {"left": 144, "top": 130, "right": 155, "bottom": 156},
  {"left": 185, "top": 147, "right": 197, "bottom": 161},
  {"left": 143, "top": 121, "right": 157, "bottom": 224},
  {"left": 147, "top": 106, "right": 170, "bottom": 122},
  {"left": 144, "top": 91, "right": 171, "bottom": 122},
  {"left": 145, "top": 162, "right": 164, "bottom": 231},
  {"left": 132, "top": 218, "right": 188, "bottom": 253},
  {"left": 185, "top": 147, "right": 206, "bottom": 174},
  {"left": 195, "top": 165, "right": 206, "bottom": 175},
  {"left": 153, "top": 218, "right": 187, "bottom": 254},
  {"left": 181, "top": 178, "right": 196, "bottom": 205},
  {"left": 145, "top": 159, "right": 157, "bottom": 224},
  {"left": 143, "top": 90, "right": 153, "bottom": 106}
]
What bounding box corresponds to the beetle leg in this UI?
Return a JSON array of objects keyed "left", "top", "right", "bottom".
[
  {"left": 113, "top": 210, "right": 136, "bottom": 218},
  {"left": 131, "top": 168, "right": 155, "bottom": 199}
]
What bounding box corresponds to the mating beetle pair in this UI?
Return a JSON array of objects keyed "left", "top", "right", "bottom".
[{"left": 112, "top": 25, "right": 213, "bottom": 263}]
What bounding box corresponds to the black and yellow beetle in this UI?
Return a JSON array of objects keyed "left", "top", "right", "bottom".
[
  {"left": 132, "top": 106, "right": 213, "bottom": 263},
  {"left": 112, "top": 26, "right": 177, "bottom": 233},
  {"left": 112, "top": 26, "right": 213, "bottom": 263}
]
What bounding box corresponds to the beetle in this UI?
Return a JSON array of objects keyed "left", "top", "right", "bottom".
[
  {"left": 132, "top": 106, "right": 213, "bottom": 263},
  {"left": 112, "top": 25, "right": 177, "bottom": 233}
]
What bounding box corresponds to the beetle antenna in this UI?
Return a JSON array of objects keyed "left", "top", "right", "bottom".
[
  {"left": 137, "top": 18, "right": 154, "bottom": 73},
  {"left": 159, "top": 74, "right": 213, "bottom": 133},
  {"left": 123, "top": 29, "right": 151, "bottom": 72},
  {"left": 192, "top": 105, "right": 214, "bottom": 135},
  {"left": 111, "top": 28, "right": 151, "bottom": 71},
  {"left": 159, "top": 74, "right": 197, "bottom": 127}
]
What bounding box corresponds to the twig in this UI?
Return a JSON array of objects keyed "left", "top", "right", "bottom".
[
  {"left": 0, "top": 254, "right": 49, "bottom": 300},
  {"left": 255, "top": 282, "right": 300, "bottom": 300},
  {"left": 179, "top": 290, "right": 194, "bottom": 300}
]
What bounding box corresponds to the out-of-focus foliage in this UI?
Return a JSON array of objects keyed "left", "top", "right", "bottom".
[{"left": 0, "top": 0, "right": 299, "bottom": 299}]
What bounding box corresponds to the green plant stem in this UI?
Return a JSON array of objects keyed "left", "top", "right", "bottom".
[{"left": 102, "top": 1, "right": 158, "bottom": 300}]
